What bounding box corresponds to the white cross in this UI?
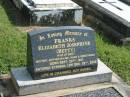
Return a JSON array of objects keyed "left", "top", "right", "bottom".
[{"left": 99, "top": 0, "right": 122, "bottom": 10}]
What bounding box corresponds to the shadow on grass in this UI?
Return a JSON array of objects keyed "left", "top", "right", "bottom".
[{"left": 0, "top": 0, "right": 30, "bottom": 26}]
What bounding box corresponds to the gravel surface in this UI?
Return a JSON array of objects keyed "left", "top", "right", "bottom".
[{"left": 62, "top": 87, "right": 123, "bottom": 97}]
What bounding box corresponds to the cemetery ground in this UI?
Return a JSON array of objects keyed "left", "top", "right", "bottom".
[{"left": 0, "top": 0, "right": 130, "bottom": 87}]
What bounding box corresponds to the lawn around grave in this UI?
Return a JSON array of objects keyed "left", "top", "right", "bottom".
[
  {"left": 0, "top": 0, "right": 130, "bottom": 85},
  {"left": 0, "top": 0, "right": 26, "bottom": 74}
]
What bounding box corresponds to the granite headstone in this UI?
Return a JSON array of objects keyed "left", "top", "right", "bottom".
[
  {"left": 27, "top": 26, "right": 97, "bottom": 79},
  {"left": 11, "top": 26, "right": 112, "bottom": 95},
  {"left": 82, "top": 0, "right": 130, "bottom": 37}
]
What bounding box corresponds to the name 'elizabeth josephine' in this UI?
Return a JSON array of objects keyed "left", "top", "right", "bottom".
[{"left": 38, "top": 41, "right": 90, "bottom": 51}]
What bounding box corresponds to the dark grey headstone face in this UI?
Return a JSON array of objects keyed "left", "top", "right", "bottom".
[{"left": 27, "top": 26, "right": 97, "bottom": 79}]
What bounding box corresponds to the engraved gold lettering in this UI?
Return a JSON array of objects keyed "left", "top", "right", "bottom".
[
  {"left": 38, "top": 44, "right": 65, "bottom": 51},
  {"left": 39, "top": 35, "right": 46, "bottom": 41},
  {"left": 64, "top": 31, "right": 82, "bottom": 36},
  {"left": 56, "top": 48, "right": 75, "bottom": 54},
  {"left": 57, "top": 53, "right": 74, "bottom": 57},
  {"left": 47, "top": 33, "right": 62, "bottom": 38},
  {"left": 54, "top": 38, "right": 75, "bottom": 44},
  {"left": 35, "top": 59, "right": 48, "bottom": 64},
  {"left": 80, "top": 68, "right": 91, "bottom": 72},
  {"left": 51, "top": 65, "right": 66, "bottom": 69},
  {"left": 35, "top": 67, "right": 50, "bottom": 72},
  {"left": 67, "top": 41, "right": 90, "bottom": 47}
]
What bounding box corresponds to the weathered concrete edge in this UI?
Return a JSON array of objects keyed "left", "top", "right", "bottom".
[
  {"left": 112, "top": 85, "right": 129, "bottom": 97},
  {"left": 18, "top": 83, "right": 129, "bottom": 97},
  {"left": 11, "top": 59, "right": 112, "bottom": 96},
  {"left": 11, "top": 71, "right": 20, "bottom": 95}
]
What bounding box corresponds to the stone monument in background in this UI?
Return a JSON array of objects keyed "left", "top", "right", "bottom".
[
  {"left": 12, "top": 0, "right": 83, "bottom": 25},
  {"left": 78, "top": 0, "right": 130, "bottom": 44}
]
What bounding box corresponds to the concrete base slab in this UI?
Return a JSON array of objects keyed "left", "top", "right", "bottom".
[
  {"left": 19, "top": 83, "right": 129, "bottom": 97},
  {"left": 11, "top": 59, "right": 112, "bottom": 96}
]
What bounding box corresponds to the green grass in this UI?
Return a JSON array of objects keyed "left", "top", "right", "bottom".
[
  {"left": 0, "top": 0, "right": 130, "bottom": 85},
  {"left": 96, "top": 34, "right": 130, "bottom": 84},
  {"left": 0, "top": 0, "right": 26, "bottom": 74}
]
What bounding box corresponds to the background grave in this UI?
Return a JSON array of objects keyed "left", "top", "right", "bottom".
[
  {"left": 12, "top": 0, "right": 83, "bottom": 25},
  {"left": 75, "top": 0, "right": 130, "bottom": 44}
]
